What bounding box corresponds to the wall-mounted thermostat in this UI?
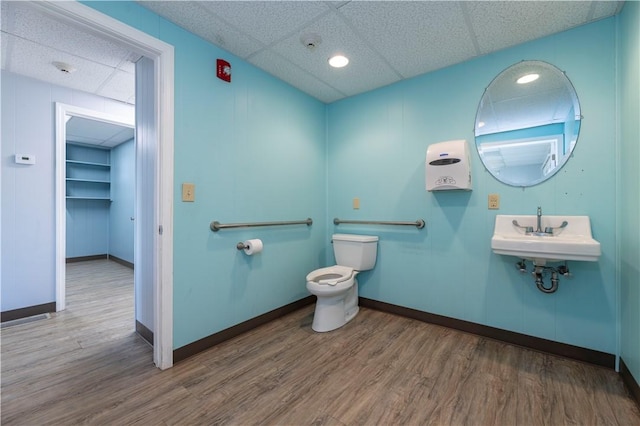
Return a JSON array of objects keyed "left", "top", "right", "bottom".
[{"left": 15, "top": 154, "right": 36, "bottom": 165}]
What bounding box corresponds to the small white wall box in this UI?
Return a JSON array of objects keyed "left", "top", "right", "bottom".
[
  {"left": 15, "top": 154, "right": 36, "bottom": 165},
  {"left": 426, "top": 139, "right": 472, "bottom": 191}
]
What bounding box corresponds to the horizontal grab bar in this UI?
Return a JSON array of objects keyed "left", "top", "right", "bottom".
[
  {"left": 210, "top": 218, "right": 312, "bottom": 232},
  {"left": 333, "top": 218, "right": 425, "bottom": 229}
]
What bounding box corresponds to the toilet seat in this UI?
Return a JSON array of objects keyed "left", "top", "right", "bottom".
[{"left": 306, "top": 265, "right": 354, "bottom": 286}]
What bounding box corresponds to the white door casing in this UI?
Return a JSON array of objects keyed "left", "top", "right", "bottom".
[
  {"left": 55, "top": 103, "right": 135, "bottom": 311},
  {"left": 43, "top": 0, "right": 174, "bottom": 370}
]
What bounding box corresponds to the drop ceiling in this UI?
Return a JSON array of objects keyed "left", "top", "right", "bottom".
[
  {"left": 66, "top": 116, "right": 135, "bottom": 149},
  {"left": 1, "top": 1, "right": 624, "bottom": 106}
]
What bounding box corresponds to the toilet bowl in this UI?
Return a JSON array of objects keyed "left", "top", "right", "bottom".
[
  {"left": 306, "top": 234, "right": 378, "bottom": 332},
  {"left": 306, "top": 266, "right": 360, "bottom": 332}
]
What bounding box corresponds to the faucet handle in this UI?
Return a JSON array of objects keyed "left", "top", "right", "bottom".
[
  {"left": 512, "top": 220, "right": 534, "bottom": 233},
  {"left": 545, "top": 221, "right": 568, "bottom": 234}
]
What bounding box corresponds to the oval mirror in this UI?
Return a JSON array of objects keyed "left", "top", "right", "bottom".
[{"left": 474, "top": 60, "right": 581, "bottom": 187}]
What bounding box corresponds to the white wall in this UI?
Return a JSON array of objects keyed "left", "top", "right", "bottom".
[{"left": 1, "top": 70, "right": 134, "bottom": 312}]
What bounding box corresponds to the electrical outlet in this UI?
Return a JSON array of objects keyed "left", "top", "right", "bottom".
[
  {"left": 353, "top": 197, "right": 360, "bottom": 209},
  {"left": 488, "top": 193, "right": 500, "bottom": 210},
  {"left": 182, "top": 183, "right": 195, "bottom": 202}
]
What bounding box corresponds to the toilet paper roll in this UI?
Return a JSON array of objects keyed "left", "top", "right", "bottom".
[{"left": 243, "top": 239, "right": 263, "bottom": 255}]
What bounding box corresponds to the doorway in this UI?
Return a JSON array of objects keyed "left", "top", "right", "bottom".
[
  {"left": 44, "top": 1, "right": 175, "bottom": 369},
  {"left": 61, "top": 108, "right": 138, "bottom": 341}
]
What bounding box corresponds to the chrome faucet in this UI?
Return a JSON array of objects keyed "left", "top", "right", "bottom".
[
  {"left": 536, "top": 207, "right": 568, "bottom": 235},
  {"left": 512, "top": 206, "right": 568, "bottom": 235},
  {"left": 536, "top": 206, "right": 543, "bottom": 233}
]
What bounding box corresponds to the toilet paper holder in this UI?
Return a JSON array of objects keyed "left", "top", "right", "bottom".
[{"left": 236, "top": 242, "right": 248, "bottom": 250}]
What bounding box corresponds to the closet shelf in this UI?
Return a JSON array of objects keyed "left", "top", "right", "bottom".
[
  {"left": 66, "top": 159, "right": 110, "bottom": 168},
  {"left": 66, "top": 178, "right": 110, "bottom": 184},
  {"left": 66, "top": 196, "right": 112, "bottom": 201}
]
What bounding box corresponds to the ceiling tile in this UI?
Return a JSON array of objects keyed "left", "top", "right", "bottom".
[
  {"left": 4, "top": 34, "right": 116, "bottom": 95},
  {"left": 96, "top": 69, "right": 136, "bottom": 104},
  {"left": 270, "top": 11, "right": 400, "bottom": 97},
  {"left": 339, "top": 1, "right": 478, "bottom": 78},
  {"left": 3, "top": 2, "right": 132, "bottom": 68},
  {"left": 67, "top": 116, "right": 134, "bottom": 148},
  {"left": 1, "top": 29, "right": 12, "bottom": 70},
  {"left": 591, "top": 0, "right": 625, "bottom": 19},
  {"left": 467, "top": 1, "right": 594, "bottom": 54},
  {"left": 140, "top": 1, "right": 264, "bottom": 58},
  {"left": 249, "top": 51, "right": 345, "bottom": 103},
  {"left": 199, "top": 1, "right": 331, "bottom": 46}
]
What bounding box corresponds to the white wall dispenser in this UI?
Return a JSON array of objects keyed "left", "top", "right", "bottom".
[{"left": 426, "top": 139, "right": 472, "bottom": 191}]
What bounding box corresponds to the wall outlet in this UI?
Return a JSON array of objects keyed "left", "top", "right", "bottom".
[
  {"left": 488, "top": 193, "right": 500, "bottom": 209},
  {"left": 182, "top": 183, "right": 195, "bottom": 202},
  {"left": 353, "top": 197, "right": 360, "bottom": 209}
]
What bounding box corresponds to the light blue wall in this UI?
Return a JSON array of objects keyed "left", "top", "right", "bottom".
[
  {"left": 327, "top": 18, "right": 618, "bottom": 354},
  {"left": 1, "top": 70, "right": 134, "bottom": 311},
  {"left": 619, "top": 1, "right": 640, "bottom": 384},
  {"left": 86, "top": 2, "right": 328, "bottom": 349},
  {"left": 109, "top": 139, "right": 135, "bottom": 263}
]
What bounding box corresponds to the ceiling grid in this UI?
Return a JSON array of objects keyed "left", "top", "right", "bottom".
[{"left": 1, "top": 1, "right": 624, "bottom": 105}]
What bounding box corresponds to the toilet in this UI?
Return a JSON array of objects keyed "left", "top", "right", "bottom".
[{"left": 306, "top": 233, "right": 378, "bottom": 332}]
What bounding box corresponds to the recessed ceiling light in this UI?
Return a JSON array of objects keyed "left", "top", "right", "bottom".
[
  {"left": 328, "top": 55, "right": 349, "bottom": 68},
  {"left": 517, "top": 73, "right": 539, "bottom": 84}
]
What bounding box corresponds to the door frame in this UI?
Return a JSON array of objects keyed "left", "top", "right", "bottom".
[
  {"left": 55, "top": 103, "right": 135, "bottom": 306},
  {"left": 42, "top": 0, "right": 174, "bottom": 369}
]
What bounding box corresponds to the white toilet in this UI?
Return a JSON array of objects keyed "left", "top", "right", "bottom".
[{"left": 306, "top": 233, "right": 378, "bottom": 332}]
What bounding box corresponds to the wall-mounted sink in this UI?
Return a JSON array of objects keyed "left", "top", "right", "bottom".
[{"left": 491, "top": 215, "right": 601, "bottom": 265}]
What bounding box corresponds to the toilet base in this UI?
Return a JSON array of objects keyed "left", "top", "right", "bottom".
[{"left": 311, "top": 279, "right": 359, "bottom": 332}]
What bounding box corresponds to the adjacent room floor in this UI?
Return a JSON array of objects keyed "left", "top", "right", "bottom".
[{"left": 2, "top": 259, "right": 639, "bottom": 425}]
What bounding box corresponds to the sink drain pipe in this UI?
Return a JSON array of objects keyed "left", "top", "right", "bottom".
[
  {"left": 516, "top": 261, "right": 569, "bottom": 294},
  {"left": 536, "top": 270, "right": 558, "bottom": 293}
]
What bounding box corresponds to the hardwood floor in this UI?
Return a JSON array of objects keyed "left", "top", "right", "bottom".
[{"left": 2, "top": 259, "right": 639, "bottom": 425}]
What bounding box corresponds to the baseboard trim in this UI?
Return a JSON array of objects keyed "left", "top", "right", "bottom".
[
  {"left": 359, "top": 297, "right": 615, "bottom": 369},
  {"left": 109, "top": 255, "right": 134, "bottom": 269},
  {"left": 620, "top": 358, "right": 640, "bottom": 408},
  {"left": 173, "top": 295, "right": 315, "bottom": 364},
  {"left": 66, "top": 254, "right": 108, "bottom": 263},
  {"left": 1, "top": 302, "right": 56, "bottom": 322},
  {"left": 136, "top": 320, "right": 154, "bottom": 345}
]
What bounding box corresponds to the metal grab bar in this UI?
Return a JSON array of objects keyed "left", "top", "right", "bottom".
[
  {"left": 333, "top": 218, "right": 425, "bottom": 229},
  {"left": 210, "top": 218, "right": 313, "bottom": 232}
]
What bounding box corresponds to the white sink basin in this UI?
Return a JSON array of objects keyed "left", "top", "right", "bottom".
[{"left": 491, "top": 215, "right": 601, "bottom": 264}]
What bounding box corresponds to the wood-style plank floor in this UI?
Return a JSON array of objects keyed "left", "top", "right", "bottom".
[{"left": 2, "top": 259, "right": 639, "bottom": 425}]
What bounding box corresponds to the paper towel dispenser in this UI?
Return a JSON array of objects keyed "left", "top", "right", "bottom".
[{"left": 426, "top": 139, "right": 472, "bottom": 191}]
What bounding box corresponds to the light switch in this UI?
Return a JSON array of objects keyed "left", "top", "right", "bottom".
[
  {"left": 488, "top": 193, "right": 500, "bottom": 210},
  {"left": 182, "top": 183, "right": 195, "bottom": 202},
  {"left": 353, "top": 197, "right": 360, "bottom": 209}
]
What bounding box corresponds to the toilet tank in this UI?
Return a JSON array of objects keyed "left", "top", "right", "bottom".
[{"left": 332, "top": 234, "right": 379, "bottom": 271}]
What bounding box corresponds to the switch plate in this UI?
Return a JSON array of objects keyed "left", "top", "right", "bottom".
[
  {"left": 353, "top": 197, "right": 360, "bottom": 209},
  {"left": 182, "top": 183, "right": 195, "bottom": 202},
  {"left": 488, "top": 193, "right": 500, "bottom": 209}
]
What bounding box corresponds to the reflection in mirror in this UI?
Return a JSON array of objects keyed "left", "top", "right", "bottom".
[{"left": 474, "top": 61, "right": 581, "bottom": 187}]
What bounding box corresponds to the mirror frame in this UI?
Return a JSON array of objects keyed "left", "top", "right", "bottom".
[{"left": 474, "top": 60, "right": 581, "bottom": 187}]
